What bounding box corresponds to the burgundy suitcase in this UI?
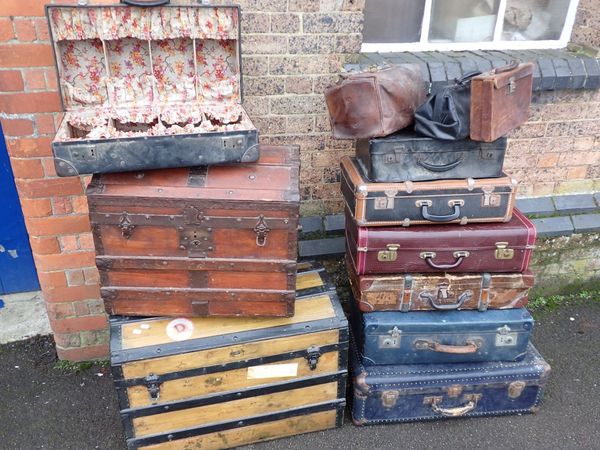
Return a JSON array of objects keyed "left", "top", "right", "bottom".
[
  {"left": 346, "top": 208, "right": 536, "bottom": 275},
  {"left": 347, "top": 256, "right": 533, "bottom": 312}
]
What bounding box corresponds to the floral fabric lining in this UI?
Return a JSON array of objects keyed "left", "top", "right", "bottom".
[
  {"left": 57, "top": 103, "right": 251, "bottom": 141},
  {"left": 49, "top": 6, "right": 238, "bottom": 41}
]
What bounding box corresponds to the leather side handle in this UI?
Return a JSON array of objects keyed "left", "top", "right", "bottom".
[
  {"left": 420, "top": 251, "right": 470, "bottom": 270},
  {"left": 416, "top": 155, "right": 464, "bottom": 172},
  {"left": 419, "top": 290, "right": 473, "bottom": 310},
  {"left": 416, "top": 199, "right": 464, "bottom": 222},
  {"left": 414, "top": 339, "right": 478, "bottom": 354},
  {"left": 430, "top": 399, "right": 479, "bottom": 417}
]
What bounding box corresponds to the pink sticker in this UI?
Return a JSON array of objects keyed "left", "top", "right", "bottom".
[{"left": 165, "top": 318, "right": 194, "bottom": 341}]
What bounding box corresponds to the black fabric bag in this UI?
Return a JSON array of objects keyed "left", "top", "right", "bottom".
[{"left": 414, "top": 71, "right": 481, "bottom": 141}]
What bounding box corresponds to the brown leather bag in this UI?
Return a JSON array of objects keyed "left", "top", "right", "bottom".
[
  {"left": 325, "top": 65, "right": 427, "bottom": 139},
  {"left": 470, "top": 62, "right": 534, "bottom": 142}
]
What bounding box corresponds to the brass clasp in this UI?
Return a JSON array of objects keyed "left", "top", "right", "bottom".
[
  {"left": 495, "top": 242, "right": 514, "bottom": 260},
  {"left": 377, "top": 244, "right": 400, "bottom": 262}
]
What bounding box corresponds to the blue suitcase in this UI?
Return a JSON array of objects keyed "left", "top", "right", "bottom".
[
  {"left": 351, "top": 341, "right": 551, "bottom": 425},
  {"left": 351, "top": 305, "right": 533, "bottom": 365}
]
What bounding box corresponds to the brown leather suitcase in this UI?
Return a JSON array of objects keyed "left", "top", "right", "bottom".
[
  {"left": 346, "top": 256, "right": 533, "bottom": 312},
  {"left": 341, "top": 156, "right": 517, "bottom": 227},
  {"left": 87, "top": 145, "right": 299, "bottom": 318},
  {"left": 346, "top": 208, "right": 536, "bottom": 275},
  {"left": 470, "top": 62, "right": 534, "bottom": 142}
]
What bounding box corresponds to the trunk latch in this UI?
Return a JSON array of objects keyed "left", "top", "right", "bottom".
[
  {"left": 495, "top": 325, "right": 518, "bottom": 346},
  {"left": 377, "top": 244, "right": 400, "bottom": 262},
  {"left": 305, "top": 346, "right": 321, "bottom": 370},
  {"left": 253, "top": 215, "right": 270, "bottom": 247},
  {"left": 144, "top": 373, "right": 162, "bottom": 401},
  {"left": 381, "top": 390, "right": 399, "bottom": 409},
  {"left": 378, "top": 326, "right": 402, "bottom": 349},
  {"left": 118, "top": 212, "right": 135, "bottom": 239},
  {"left": 495, "top": 242, "right": 514, "bottom": 260}
]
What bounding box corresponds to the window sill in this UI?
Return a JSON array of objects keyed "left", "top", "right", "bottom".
[{"left": 354, "top": 49, "right": 600, "bottom": 93}]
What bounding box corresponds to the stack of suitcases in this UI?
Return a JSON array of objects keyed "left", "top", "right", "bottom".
[
  {"left": 46, "top": 3, "right": 348, "bottom": 449},
  {"left": 343, "top": 131, "right": 552, "bottom": 424}
]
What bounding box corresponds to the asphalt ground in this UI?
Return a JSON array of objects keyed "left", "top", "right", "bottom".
[{"left": 1, "top": 298, "right": 598, "bottom": 450}]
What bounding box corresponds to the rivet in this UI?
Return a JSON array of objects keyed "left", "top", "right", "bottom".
[
  {"left": 179, "top": 245, "right": 185, "bottom": 250},
  {"left": 145, "top": 215, "right": 150, "bottom": 219},
  {"left": 249, "top": 175, "right": 256, "bottom": 180},
  {"left": 236, "top": 218, "right": 242, "bottom": 222},
  {"left": 157, "top": 188, "right": 163, "bottom": 193},
  {"left": 208, "top": 246, "right": 213, "bottom": 251},
  {"left": 207, "top": 227, "right": 212, "bottom": 232}
]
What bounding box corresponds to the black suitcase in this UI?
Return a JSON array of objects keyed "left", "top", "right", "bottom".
[
  {"left": 47, "top": 4, "right": 259, "bottom": 176},
  {"left": 356, "top": 132, "right": 507, "bottom": 182}
]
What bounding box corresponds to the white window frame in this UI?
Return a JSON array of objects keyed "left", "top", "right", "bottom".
[{"left": 361, "top": 0, "right": 581, "bottom": 53}]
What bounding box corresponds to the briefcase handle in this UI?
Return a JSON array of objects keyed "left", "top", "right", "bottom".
[
  {"left": 493, "top": 60, "right": 520, "bottom": 74},
  {"left": 419, "top": 290, "right": 473, "bottom": 310},
  {"left": 121, "top": 0, "right": 170, "bottom": 6}
]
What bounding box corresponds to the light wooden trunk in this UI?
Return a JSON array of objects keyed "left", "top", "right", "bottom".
[{"left": 110, "top": 262, "right": 348, "bottom": 450}]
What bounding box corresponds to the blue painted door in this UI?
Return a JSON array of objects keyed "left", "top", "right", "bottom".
[{"left": 0, "top": 124, "right": 40, "bottom": 294}]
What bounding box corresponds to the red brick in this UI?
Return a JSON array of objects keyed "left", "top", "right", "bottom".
[
  {"left": 0, "top": 91, "right": 61, "bottom": 114},
  {"left": 83, "top": 267, "right": 99, "bottom": 285},
  {"left": 16, "top": 177, "right": 83, "bottom": 198},
  {"left": 36, "top": 114, "right": 56, "bottom": 134},
  {"left": 1, "top": 118, "right": 34, "bottom": 137},
  {"left": 56, "top": 343, "right": 109, "bottom": 362},
  {"left": 53, "top": 332, "right": 81, "bottom": 349},
  {"left": 20, "top": 197, "right": 52, "bottom": 217},
  {"left": 0, "top": 43, "right": 55, "bottom": 68},
  {"left": 5, "top": 137, "right": 53, "bottom": 157},
  {"left": 66, "top": 269, "right": 85, "bottom": 286},
  {"left": 49, "top": 314, "right": 107, "bottom": 334},
  {"left": 45, "top": 69, "right": 58, "bottom": 90},
  {"left": 23, "top": 69, "right": 46, "bottom": 90},
  {"left": 0, "top": 18, "right": 15, "bottom": 42},
  {"left": 14, "top": 18, "right": 37, "bottom": 42},
  {"left": 34, "top": 18, "right": 50, "bottom": 41},
  {"left": 52, "top": 197, "right": 73, "bottom": 215},
  {"left": 567, "top": 166, "right": 588, "bottom": 179},
  {"left": 37, "top": 271, "right": 67, "bottom": 290},
  {"left": 10, "top": 157, "right": 44, "bottom": 178},
  {"left": 46, "top": 302, "right": 75, "bottom": 320},
  {"left": 44, "top": 284, "right": 100, "bottom": 303},
  {"left": 71, "top": 195, "right": 89, "bottom": 214},
  {"left": 41, "top": 158, "right": 58, "bottom": 177},
  {"left": 78, "top": 232, "right": 95, "bottom": 250},
  {"left": 60, "top": 235, "right": 79, "bottom": 252},
  {"left": 29, "top": 236, "right": 60, "bottom": 254},
  {"left": 35, "top": 251, "right": 96, "bottom": 272},
  {"left": 0, "top": 70, "right": 24, "bottom": 91},
  {"left": 0, "top": 0, "right": 48, "bottom": 17},
  {"left": 26, "top": 214, "right": 90, "bottom": 236}
]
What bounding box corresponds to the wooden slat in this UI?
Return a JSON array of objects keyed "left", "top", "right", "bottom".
[
  {"left": 141, "top": 410, "right": 338, "bottom": 450},
  {"left": 126, "top": 352, "right": 340, "bottom": 408},
  {"left": 133, "top": 382, "right": 339, "bottom": 437},
  {"left": 121, "top": 294, "right": 335, "bottom": 350},
  {"left": 296, "top": 271, "right": 323, "bottom": 291},
  {"left": 122, "top": 329, "right": 339, "bottom": 379}
]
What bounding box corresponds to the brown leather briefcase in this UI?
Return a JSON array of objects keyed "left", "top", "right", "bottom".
[
  {"left": 325, "top": 65, "right": 427, "bottom": 139},
  {"left": 470, "top": 62, "right": 534, "bottom": 142}
]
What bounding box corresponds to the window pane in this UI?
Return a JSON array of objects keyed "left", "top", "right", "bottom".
[
  {"left": 429, "top": 0, "right": 500, "bottom": 43},
  {"left": 502, "top": 0, "right": 571, "bottom": 41},
  {"left": 363, "top": 0, "right": 426, "bottom": 43}
]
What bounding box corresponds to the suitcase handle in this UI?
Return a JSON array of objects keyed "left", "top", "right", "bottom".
[
  {"left": 416, "top": 199, "right": 463, "bottom": 222},
  {"left": 420, "top": 251, "right": 470, "bottom": 269},
  {"left": 416, "top": 155, "right": 464, "bottom": 172},
  {"left": 414, "top": 339, "right": 479, "bottom": 354},
  {"left": 419, "top": 290, "right": 473, "bottom": 310},
  {"left": 120, "top": 0, "right": 170, "bottom": 6},
  {"left": 427, "top": 396, "right": 480, "bottom": 417}
]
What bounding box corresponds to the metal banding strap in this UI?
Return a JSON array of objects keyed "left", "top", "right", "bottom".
[
  {"left": 400, "top": 275, "right": 413, "bottom": 312},
  {"left": 478, "top": 273, "right": 492, "bottom": 311}
]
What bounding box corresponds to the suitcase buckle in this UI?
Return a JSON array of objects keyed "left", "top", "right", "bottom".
[
  {"left": 495, "top": 242, "right": 514, "bottom": 259},
  {"left": 378, "top": 326, "right": 402, "bottom": 348},
  {"left": 144, "top": 373, "right": 162, "bottom": 402},
  {"left": 508, "top": 77, "right": 516, "bottom": 94},
  {"left": 508, "top": 381, "right": 526, "bottom": 398},
  {"left": 495, "top": 325, "right": 518, "bottom": 346},
  {"left": 377, "top": 244, "right": 400, "bottom": 262}
]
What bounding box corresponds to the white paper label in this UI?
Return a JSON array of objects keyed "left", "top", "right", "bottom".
[
  {"left": 165, "top": 318, "right": 194, "bottom": 341},
  {"left": 247, "top": 363, "right": 298, "bottom": 379}
]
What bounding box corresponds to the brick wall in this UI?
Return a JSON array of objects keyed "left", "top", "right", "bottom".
[{"left": 0, "top": 0, "right": 598, "bottom": 361}]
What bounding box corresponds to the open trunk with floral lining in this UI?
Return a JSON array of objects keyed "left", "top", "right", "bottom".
[{"left": 46, "top": 3, "right": 258, "bottom": 176}]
